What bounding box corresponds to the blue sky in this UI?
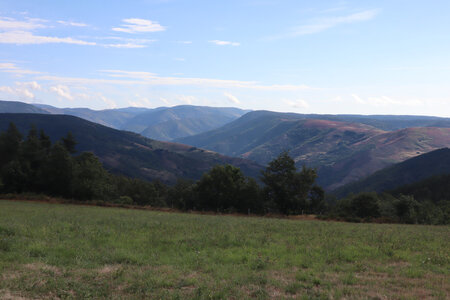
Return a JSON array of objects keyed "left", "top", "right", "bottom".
[{"left": 1, "top": 0, "right": 450, "bottom": 117}]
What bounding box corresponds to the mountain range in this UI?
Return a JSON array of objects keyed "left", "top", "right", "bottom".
[
  {"left": 177, "top": 111, "right": 450, "bottom": 189},
  {"left": 0, "top": 113, "right": 262, "bottom": 183},
  {"left": 1, "top": 100, "right": 450, "bottom": 190},
  {"left": 33, "top": 102, "right": 248, "bottom": 141}
]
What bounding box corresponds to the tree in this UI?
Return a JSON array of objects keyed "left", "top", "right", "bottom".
[
  {"left": 0, "top": 122, "right": 22, "bottom": 168},
  {"left": 72, "top": 152, "right": 112, "bottom": 200},
  {"left": 261, "top": 151, "right": 318, "bottom": 215},
  {"left": 350, "top": 192, "right": 380, "bottom": 219},
  {"left": 62, "top": 132, "right": 77, "bottom": 154},
  {"left": 40, "top": 142, "right": 74, "bottom": 197},
  {"left": 309, "top": 185, "right": 326, "bottom": 214},
  {"left": 196, "top": 164, "right": 259, "bottom": 213}
]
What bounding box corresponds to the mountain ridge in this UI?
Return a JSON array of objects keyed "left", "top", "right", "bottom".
[
  {"left": 333, "top": 148, "right": 450, "bottom": 198},
  {"left": 177, "top": 111, "right": 450, "bottom": 190},
  {"left": 0, "top": 113, "right": 262, "bottom": 183}
]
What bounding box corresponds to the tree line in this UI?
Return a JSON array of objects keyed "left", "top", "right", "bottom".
[
  {"left": 0, "top": 123, "right": 325, "bottom": 215},
  {"left": 325, "top": 190, "right": 449, "bottom": 225},
  {"left": 1, "top": 123, "right": 447, "bottom": 224}
]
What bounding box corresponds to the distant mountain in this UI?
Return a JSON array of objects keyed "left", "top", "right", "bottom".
[
  {"left": 0, "top": 113, "right": 262, "bottom": 183},
  {"left": 332, "top": 148, "right": 450, "bottom": 198},
  {"left": 177, "top": 111, "right": 450, "bottom": 190},
  {"left": 0, "top": 100, "right": 49, "bottom": 114},
  {"left": 121, "top": 105, "right": 249, "bottom": 140},
  {"left": 36, "top": 104, "right": 152, "bottom": 128},
  {"left": 36, "top": 103, "right": 248, "bottom": 141}
]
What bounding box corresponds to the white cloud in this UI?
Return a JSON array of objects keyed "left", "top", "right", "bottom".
[
  {"left": 0, "top": 30, "right": 96, "bottom": 45},
  {"left": 178, "top": 95, "right": 196, "bottom": 105},
  {"left": 112, "top": 18, "right": 166, "bottom": 33},
  {"left": 49, "top": 84, "right": 73, "bottom": 100},
  {"left": 105, "top": 43, "right": 147, "bottom": 48},
  {"left": 96, "top": 70, "right": 311, "bottom": 91},
  {"left": 0, "top": 86, "right": 14, "bottom": 94},
  {"left": 16, "top": 81, "right": 42, "bottom": 90},
  {"left": 209, "top": 40, "right": 240, "bottom": 46},
  {"left": 267, "top": 9, "right": 379, "bottom": 40},
  {"left": 173, "top": 57, "right": 185, "bottom": 61},
  {"left": 284, "top": 99, "right": 309, "bottom": 109},
  {"left": 100, "top": 95, "right": 117, "bottom": 108},
  {"left": 176, "top": 40, "right": 192, "bottom": 44},
  {"left": 94, "top": 36, "right": 156, "bottom": 48},
  {"left": 0, "top": 81, "right": 39, "bottom": 99},
  {"left": 160, "top": 97, "right": 170, "bottom": 105},
  {"left": 38, "top": 70, "right": 312, "bottom": 91},
  {"left": 0, "top": 17, "right": 47, "bottom": 30},
  {"left": 57, "top": 20, "right": 88, "bottom": 27},
  {"left": 128, "top": 94, "right": 151, "bottom": 107},
  {"left": 351, "top": 94, "right": 424, "bottom": 107},
  {"left": 0, "top": 62, "right": 41, "bottom": 75},
  {"left": 224, "top": 92, "right": 240, "bottom": 104},
  {"left": 351, "top": 94, "right": 365, "bottom": 104}
]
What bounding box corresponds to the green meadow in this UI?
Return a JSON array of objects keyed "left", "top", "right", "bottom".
[{"left": 0, "top": 200, "right": 448, "bottom": 299}]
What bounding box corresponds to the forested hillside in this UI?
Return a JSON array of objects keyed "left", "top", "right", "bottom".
[
  {"left": 0, "top": 114, "right": 262, "bottom": 183},
  {"left": 333, "top": 148, "right": 450, "bottom": 198}
]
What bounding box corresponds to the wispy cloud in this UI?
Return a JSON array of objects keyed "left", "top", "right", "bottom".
[
  {"left": 0, "top": 16, "right": 155, "bottom": 48},
  {"left": 224, "top": 92, "right": 240, "bottom": 104},
  {"left": 176, "top": 40, "right": 192, "bottom": 44},
  {"left": 267, "top": 9, "right": 379, "bottom": 40},
  {"left": 104, "top": 42, "right": 147, "bottom": 48},
  {"left": 178, "top": 95, "right": 196, "bottom": 105},
  {"left": 49, "top": 84, "right": 73, "bottom": 100},
  {"left": 37, "top": 69, "right": 312, "bottom": 91},
  {"left": 0, "top": 81, "right": 42, "bottom": 99},
  {"left": 57, "top": 20, "right": 88, "bottom": 27},
  {"left": 0, "top": 62, "right": 41, "bottom": 75},
  {"left": 112, "top": 18, "right": 166, "bottom": 33},
  {"left": 0, "top": 16, "right": 47, "bottom": 30},
  {"left": 351, "top": 94, "right": 424, "bottom": 107},
  {"left": 0, "top": 30, "right": 96, "bottom": 45},
  {"left": 284, "top": 99, "right": 309, "bottom": 109},
  {"left": 209, "top": 40, "right": 240, "bottom": 46}
]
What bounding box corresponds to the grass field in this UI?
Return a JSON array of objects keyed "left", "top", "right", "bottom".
[{"left": 0, "top": 200, "right": 449, "bottom": 299}]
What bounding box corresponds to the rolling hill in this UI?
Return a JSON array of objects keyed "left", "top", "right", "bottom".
[
  {"left": 121, "top": 105, "right": 249, "bottom": 140},
  {"left": 177, "top": 111, "right": 450, "bottom": 190},
  {"left": 332, "top": 148, "right": 450, "bottom": 198},
  {"left": 36, "top": 104, "right": 150, "bottom": 129},
  {"left": 0, "top": 113, "right": 262, "bottom": 183},
  {"left": 37, "top": 103, "right": 248, "bottom": 141},
  {"left": 0, "top": 100, "right": 49, "bottom": 114}
]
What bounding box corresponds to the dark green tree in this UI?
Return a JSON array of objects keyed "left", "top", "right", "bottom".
[
  {"left": 0, "top": 122, "right": 23, "bottom": 168},
  {"left": 62, "top": 132, "right": 77, "bottom": 154},
  {"left": 40, "top": 142, "right": 74, "bottom": 197},
  {"left": 261, "top": 151, "right": 318, "bottom": 214},
  {"left": 72, "top": 152, "right": 112, "bottom": 200},
  {"left": 196, "top": 164, "right": 259, "bottom": 213},
  {"left": 350, "top": 193, "right": 380, "bottom": 219},
  {"left": 39, "top": 129, "right": 52, "bottom": 151}
]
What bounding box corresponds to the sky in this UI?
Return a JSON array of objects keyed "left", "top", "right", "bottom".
[{"left": 0, "top": 0, "right": 450, "bottom": 117}]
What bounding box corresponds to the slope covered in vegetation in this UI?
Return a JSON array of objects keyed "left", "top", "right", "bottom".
[
  {"left": 0, "top": 200, "right": 448, "bottom": 299},
  {"left": 0, "top": 114, "right": 262, "bottom": 183}
]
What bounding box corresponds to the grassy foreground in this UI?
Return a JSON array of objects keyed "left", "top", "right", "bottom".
[{"left": 0, "top": 200, "right": 448, "bottom": 299}]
